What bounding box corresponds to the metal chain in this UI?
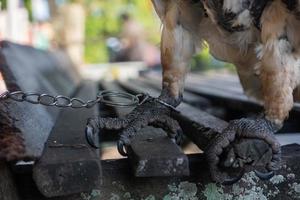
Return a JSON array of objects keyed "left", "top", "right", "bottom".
[
  {"left": 0, "top": 90, "right": 149, "bottom": 108},
  {"left": 0, "top": 90, "right": 179, "bottom": 112}
]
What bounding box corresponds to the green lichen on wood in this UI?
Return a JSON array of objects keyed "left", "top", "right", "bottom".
[
  {"left": 144, "top": 195, "right": 156, "bottom": 200},
  {"left": 163, "top": 181, "right": 198, "bottom": 200},
  {"left": 203, "top": 183, "right": 226, "bottom": 200},
  {"left": 80, "top": 189, "right": 101, "bottom": 200}
]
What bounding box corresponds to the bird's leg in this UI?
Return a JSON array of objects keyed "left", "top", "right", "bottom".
[
  {"left": 206, "top": 117, "right": 282, "bottom": 183},
  {"left": 87, "top": 0, "right": 197, "bottom": 156},
  {"left": 206, "top": 1, "right": 299, "bottom": 183}
]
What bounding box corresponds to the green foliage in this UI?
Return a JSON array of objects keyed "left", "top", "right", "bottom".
[
  {"left": 190, "top": 43, "right": 235, "bottom": 72},
  {"left": 23, "top": 0, "right": 33, "bottom": 21},
  {"left": 0, "top": 0, "right": 6, "bottom": 10},
  {"left": 83, "top": 0, "right": 160, "bottom": 63}
]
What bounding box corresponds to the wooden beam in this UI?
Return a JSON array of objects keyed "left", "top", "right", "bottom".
[
  {"left": 0, "top": 162, "right": 20, "bottom": 200},
  {"left": 32, "top": 81, "right": 101, "bottom": 198},
  {"left": 0, "top": 41, "right": 80, "bottom": 159},
  {"left": 101, "top": 81, "right": 189, "bottom": 177},
  {"left": 18, "top": 144, "right": 300, "bottom": 200}
]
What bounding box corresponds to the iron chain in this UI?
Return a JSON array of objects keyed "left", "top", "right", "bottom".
[
  {"left": 0, "top": 90, "right": 149, "bottom": 109},
  {"left": 0, "top": 90, "right": 178, "bottom": 111}
]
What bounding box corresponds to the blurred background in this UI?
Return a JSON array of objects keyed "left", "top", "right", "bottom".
[{"left": 0, "top": 0, "right": 233, "bottom": 73}]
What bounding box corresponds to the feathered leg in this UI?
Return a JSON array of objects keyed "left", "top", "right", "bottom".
[
  {"left": 206, "top": 0, "right": 300, "bottom": 183},
  {"left": 86, "top": 0, "right": 198, "bottom": 156}
]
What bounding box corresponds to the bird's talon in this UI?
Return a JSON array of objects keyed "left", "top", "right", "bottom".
[
  {"left": 207, "top": 118, "right": 281, "bottom": 183},
  {"left": 85, "top": 123, "right": 100, "bottom": 148},
  {"left": 222, "top": 169, "right": 245, "bottom": 185},
  {"left": 254, "top": 170, "right": 275, "bottom": 180},
  {"left": 117, "top": 140, "right": 128, "bottom": 156},
  {"left": 175, "top": 130, "right": 183, "bottom": 145}
]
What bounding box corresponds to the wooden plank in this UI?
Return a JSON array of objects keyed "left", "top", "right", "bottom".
[
  {"left": 91, "top": 144, "right": 300, "bottom": 200},
  {"left": 0, "top": 162, "right": 20, "bottom": 200},
  {"left": 143, "top": 72, "right": 261, "bottom": 113},
  {"left": 144, "top": 72, "right": 300, "bottom": 113},
  {"left": 32, "top": 80, "right": 101, "bottom": 198},
  {"left": 142, "top": 72, "right": 300, "bottom": 133},
  {"left": 276, "top": 133, "right": 300, "bottom": 145},
  {"left": 128, "top": 127, "right": 189, "bottom": 177},
  {"left": 0, "top": 41, "right": 80, "bottom": 159},
  {"left": 188, "top": 73, "right": 245, "bottom": 94},
  {"left": 101, "top": 81, "right": 189, "bottom": 177},
  {"left": 18, "top": 144, "right": 300, "bottom": 200}
]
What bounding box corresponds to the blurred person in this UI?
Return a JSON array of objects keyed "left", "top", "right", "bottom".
[{"left": 114, "top": 13, "right": 161, "bottom": 69}]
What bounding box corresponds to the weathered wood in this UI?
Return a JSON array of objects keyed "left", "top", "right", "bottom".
[
  {"left": 0, "top": 41, "right": 80, "bottom": 159},
  {"left": 95, "top": 144, "right": 300, "bottom": 200},
  {"left": 18, "top": 144, "right": 300, "bottom": 200},
  {"left": 32, "top": 80, "right": 101, "bottom": 198},
  {"left": 0, "top": 162, "right": 20, "bottom": 200},
  {"left": 142, "top": 72, "right": 300, "bottom": 132},
  {"left": 128, "top": 127, "right": 189, "bottom": 177},
  {"left": 101, "top": 81, "right": 189, "bottom": 177},
  {"left": 143, "top": 72, "right": 261, "bottom": 113}
]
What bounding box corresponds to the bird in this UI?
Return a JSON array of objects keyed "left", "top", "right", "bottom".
[{"left": 87, "top": 0, "right": 300, "bottom": 182}]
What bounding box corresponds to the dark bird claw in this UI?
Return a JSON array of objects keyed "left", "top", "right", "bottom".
[
  {"left": 85, "top": 121, "right": 100, "bottom": 149},
  {"left": 117, "top": 140, "right": 128, "bottom": 156},
  {"left": 85, "top": 98, "right": 183, "bottom": 156},
  {"left": 254, "top": 170, "right": 275, "bottom": 180},
  {"left": 206, "top": 118, "right": 281, "bottom": 183},
  {"left": 222, "top": 168, "right": 245, "bottom": 185}
]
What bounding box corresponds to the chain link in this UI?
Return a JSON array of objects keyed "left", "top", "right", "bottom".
[
  {"left": 0, "top": 90, "right": 178, "bottom": 112},
  {"left": 0, "top": 90, "right": 148, "bottom": 109}
]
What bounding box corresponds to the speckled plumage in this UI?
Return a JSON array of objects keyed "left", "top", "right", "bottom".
[
  {"left": 87, "top": 0, "right": 300, "bottom": 183},
  {"left": 152, "top": 0, "right": 299, "bottom": 182}
]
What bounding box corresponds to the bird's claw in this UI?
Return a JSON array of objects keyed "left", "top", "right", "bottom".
[
  {"left": 85, "top": 98, "right": 183, "bottom": 156},
  {"left": 206, "top": 118, "right": 281, "bottom": 184},
  {"left": 117, "top": 139, "right": 128, "bottom": 156},
  {"left": 85, "top": 122, "right": 100, "bottom": 148},
  {"left": 254, "top": 170, "right": 275, "bottom": 180}
]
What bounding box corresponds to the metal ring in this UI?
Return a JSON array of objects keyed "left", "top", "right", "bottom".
[
  {"left": 71, "top": 98, "right": 87, "bottom": 108},
  {"left": 38, "top": 94, "right": 56, "bottom": 106},
  {"left": 98, "top": 90, "right": 139, "bottom": 107},
  {"left": 137, "top": 93, "right": 150, "bottom": 105},
  {"left": 86, "top": 99, "right": 100, "bottom": 108},
  {"left": 155, "top": 99, "right": 178, "bottom": 112},
  {"left": 9, "top": 91, "right": 25, "bottom": 102},
  {"left": 23, "top": 93, "right": 40, "bottom": 104},
  {"left": 54, "top": 95, "right": 72, "bottom": 107}
]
